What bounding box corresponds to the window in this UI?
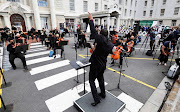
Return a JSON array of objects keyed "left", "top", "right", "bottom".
[
  {"left": 70, "top": 0, "right": 75, "bottom": 11},
  {"left": 160, "top": 9, "right": 165, "bottom": 16},
  {"left": 124, "top": 9, "right": 127, "bottom": 16},
  {"left": 151, "top": 0, "right": 154, "bottom": 6},
  {"left": 143, "top": 11, "right": 146, "bottom": 16},
  {"left": 174, "top": 7, "right": 179, "bottom": 15},
  {"left": 114, "top": 19, "right": 116, "bottom": 25},
  {"left": 119, "top": 0, "right": 122, "bottom": 4},
  {"left": 144, "top": 1, "right": 147, "bottom": 6},
  {"left": 83, "top": 1, "right": 88, "bottom": 12},
  {"left": 150, "top": 10, "right": 153, "bottom": 16},
  {"left": 135, "top": 0, "right": 137, "bottom": 7},
  {"left": 38, "top": 0, "right": 47, "bottom": 7},
  {"left": 134, "top": 11, "right": 136, "bottom": 17},
  {"left": 126, "top": 0, "right": 128, "bottom": 5},
  {"left": 159, "top": 20, "right": 163, "bottom": 25},
  {"left": 95, "top": 19, "right": 98, "bottom": 25},
  {"left": 104, "top": 5, "right": 108, "bottom": 10},
  {"left": 65, "top": 19, "right": 74, "bottom": 28},
  {"left": 130, "top": 10, "right": 132, "bottom": 16},
  {"left": 7, "top": 0, "right": 20, "bottom": 2},
  {"left": 172, "top": 20, "right": 177, "bottom": 26},
  {"left": 119, "top": 8, "right": 121, "bottom": 11},
  {"left": 131, "top": 0, "right": 133, "bottom": 6},
  {"left": 41, "top": 17, "right": 48, "bottom": 29},
  {"left": 163, "top": 0, "right": 166, "bottom": 5},
  {"left": 95, "top": 3, "right": 98, "bottom": 11}
]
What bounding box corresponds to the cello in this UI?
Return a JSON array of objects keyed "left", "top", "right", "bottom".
[{"left": 111, "top": 45, "right": 124, "bottom": 60}]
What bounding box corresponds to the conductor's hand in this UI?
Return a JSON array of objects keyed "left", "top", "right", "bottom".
[{"left": 88, "top": 12, "right": 93, "bottom": 20}]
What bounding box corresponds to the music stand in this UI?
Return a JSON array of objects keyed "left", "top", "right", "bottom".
[{"left": 70, "top": 58, "right": 91, "bottom": 94}]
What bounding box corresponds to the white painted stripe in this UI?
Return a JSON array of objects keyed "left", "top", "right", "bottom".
[
  {"left": 25, "top": 51, "right": 49, "bottom": 58},
  {"left": 30, "top": 45, "right": 44, "bottom": 48},
  {"left": 117, "top": 93, "right": 143, "bottom": 112},
  {"left": 30, "top": 60, "right": 70, "bottom": 75},
  {"left": 45, "top": 80, "right": 108, "bottom": 112},
  {"left": 28, "top": 48, "right": 46, "bottom": 53},
  {"left": 30, "top": 42, "right": 41, "bottom": 45},
  {"left": 26, "top": 56, "right": 55, "bottom": 65},
  {"left": 35, "top": 69, "right": 86, "bottom": 90}
]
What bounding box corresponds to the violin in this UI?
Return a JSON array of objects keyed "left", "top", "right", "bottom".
[
  {"left": 90, "top": 43, "right": 97, "bottom": 54},
  {"left": 111, "top": 45, "right": 124, "bottom": 60}
]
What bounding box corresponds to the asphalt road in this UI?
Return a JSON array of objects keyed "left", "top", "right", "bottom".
[{"left": 1, "top": 34, "right": 178, "bottom": 112}]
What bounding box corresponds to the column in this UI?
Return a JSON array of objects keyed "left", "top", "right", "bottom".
[
  {"left": 24, "top": 0, "right": 27, "bottom": 5},
  {"left": 32, "top": 0, "right": 41, "bottom": 30},
  {"left": 3, "top": 15, "right": 11, "bottom": 29},
  {"left": 50, "top": 0, "right": 56, "bottom": 29},
  {"left": 107, "top": 15, "right": 110, "bottom": 32},
  {"left": 26, "top": 15, "right": 31, "bottom": 31},
  {"left": 116, "top": 15, "right": 120, "bottom": 32}
]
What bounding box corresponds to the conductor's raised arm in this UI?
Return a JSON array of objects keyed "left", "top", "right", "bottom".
[{"left": 88, "top": 12, "right": 98, "bottom": 39}]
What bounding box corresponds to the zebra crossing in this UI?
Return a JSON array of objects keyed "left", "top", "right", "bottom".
[{"left": 20, "top": 42, "right": 144, "bottom": 112}]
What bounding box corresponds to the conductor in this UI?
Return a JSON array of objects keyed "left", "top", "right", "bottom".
[
  {"left": 88, "top": 13, "right": 114, "bottom": 106},
  {"left": 7, "top": 39, "right": 28, "bottom": 70}
]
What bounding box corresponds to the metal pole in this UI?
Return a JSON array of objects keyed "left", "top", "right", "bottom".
[
  {"left": 0, "top": 95, "right": 6, "bottom": 110},
  {"left": 0, "top": 67, "right": 7, "bottom": 85}
]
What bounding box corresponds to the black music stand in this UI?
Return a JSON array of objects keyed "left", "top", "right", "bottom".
[
  {"left": 70, "top": 58, "right": 91, "bottom": 94},
  {"left": 54, "top": 40, "right": 68, "bottom": 59}
]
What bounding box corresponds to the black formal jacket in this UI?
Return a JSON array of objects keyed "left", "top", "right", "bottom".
[
  {"left": 89, "top": 20, "right": 113, "bottom": 67},
  {"left": 7, "top": 44, "right": 15, "bottom": 55}
]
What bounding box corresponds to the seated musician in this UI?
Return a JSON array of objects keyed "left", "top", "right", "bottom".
[
  {"left": 53, "top": 34, "right": 64, "bottom": 58},
  {"left": 110, "top": 39, "right": 128, "bottom": 64},
  {"left": 159, "top": 40, "right": 176, "bottom": 66},
  {"left": 15, "top": 33, "right": 27, "bottom": 54},
  {"left": 126, "top": 36, "right": 135, "bottom": 56},
  {"left": 45, "top": 33, "right": 53, "bottom": 50},
  {"left": 7, "top": 39, "right": 28, "bottom": 70},
  {"left": 78, "top": 30, "right": 87, "bottom": 48}
]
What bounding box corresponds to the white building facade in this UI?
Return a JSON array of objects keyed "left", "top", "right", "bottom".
[{"left": 0, "top": 0, "right": 179, "bottom": 32}]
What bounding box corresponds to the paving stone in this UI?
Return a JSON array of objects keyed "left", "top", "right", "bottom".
[
  {"left": 161, "top": 103, "right": 172, "bottom": 112},
  {"left": 167, "top": 92, "right": 177, "bottom": 102},
  {"left": 171, "top": 87, "right": 179, "bottom": 93}
]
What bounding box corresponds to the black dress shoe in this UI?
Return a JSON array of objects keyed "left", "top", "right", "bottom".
[
  {"left": 13, "top": 66, "right": 16, "bottom": 70},
  {"left": 98, "top": 93, "right": 106, "bottom": 99},
  {"left": 91, "top": 101, "right": 100, "bottom": 106},
  {"left": 24, "top": 66, "right": 28, "bottom": 70}
]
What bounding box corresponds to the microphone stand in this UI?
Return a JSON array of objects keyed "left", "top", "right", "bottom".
[{"left": 108, "top": 51, "right": 128, "bottom": 95}]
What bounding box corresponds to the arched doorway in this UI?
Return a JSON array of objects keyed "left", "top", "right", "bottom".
[{"left": 10, "top": 14, "right": 26, "bottom": 32}]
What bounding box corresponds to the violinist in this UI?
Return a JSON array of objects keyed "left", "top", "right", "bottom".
[
  {"left": 7, "top": 39, "right": 28, "bottom": 70},
  {"left": 40, "top": 28, "right": 46, "bottom": 45},
  {"left": 53, "top": 34, "right": 64, "bottom": 58}
]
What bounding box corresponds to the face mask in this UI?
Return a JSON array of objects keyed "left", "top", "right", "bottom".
[{"left": 11, "top": 42, "right": 14, "bottom": 45}]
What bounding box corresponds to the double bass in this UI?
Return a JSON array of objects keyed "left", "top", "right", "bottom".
[{"left": 111, "top": 45, "right": 124, "bottom": 60}]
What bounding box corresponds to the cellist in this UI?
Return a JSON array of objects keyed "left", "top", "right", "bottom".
[{"left": 110, "top": 38, "right": 128, "bottom": 65}]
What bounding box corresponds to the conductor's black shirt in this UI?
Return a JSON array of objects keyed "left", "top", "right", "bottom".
[{"left": 89, "top": 20, "right": 113, "bottom": 67}]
